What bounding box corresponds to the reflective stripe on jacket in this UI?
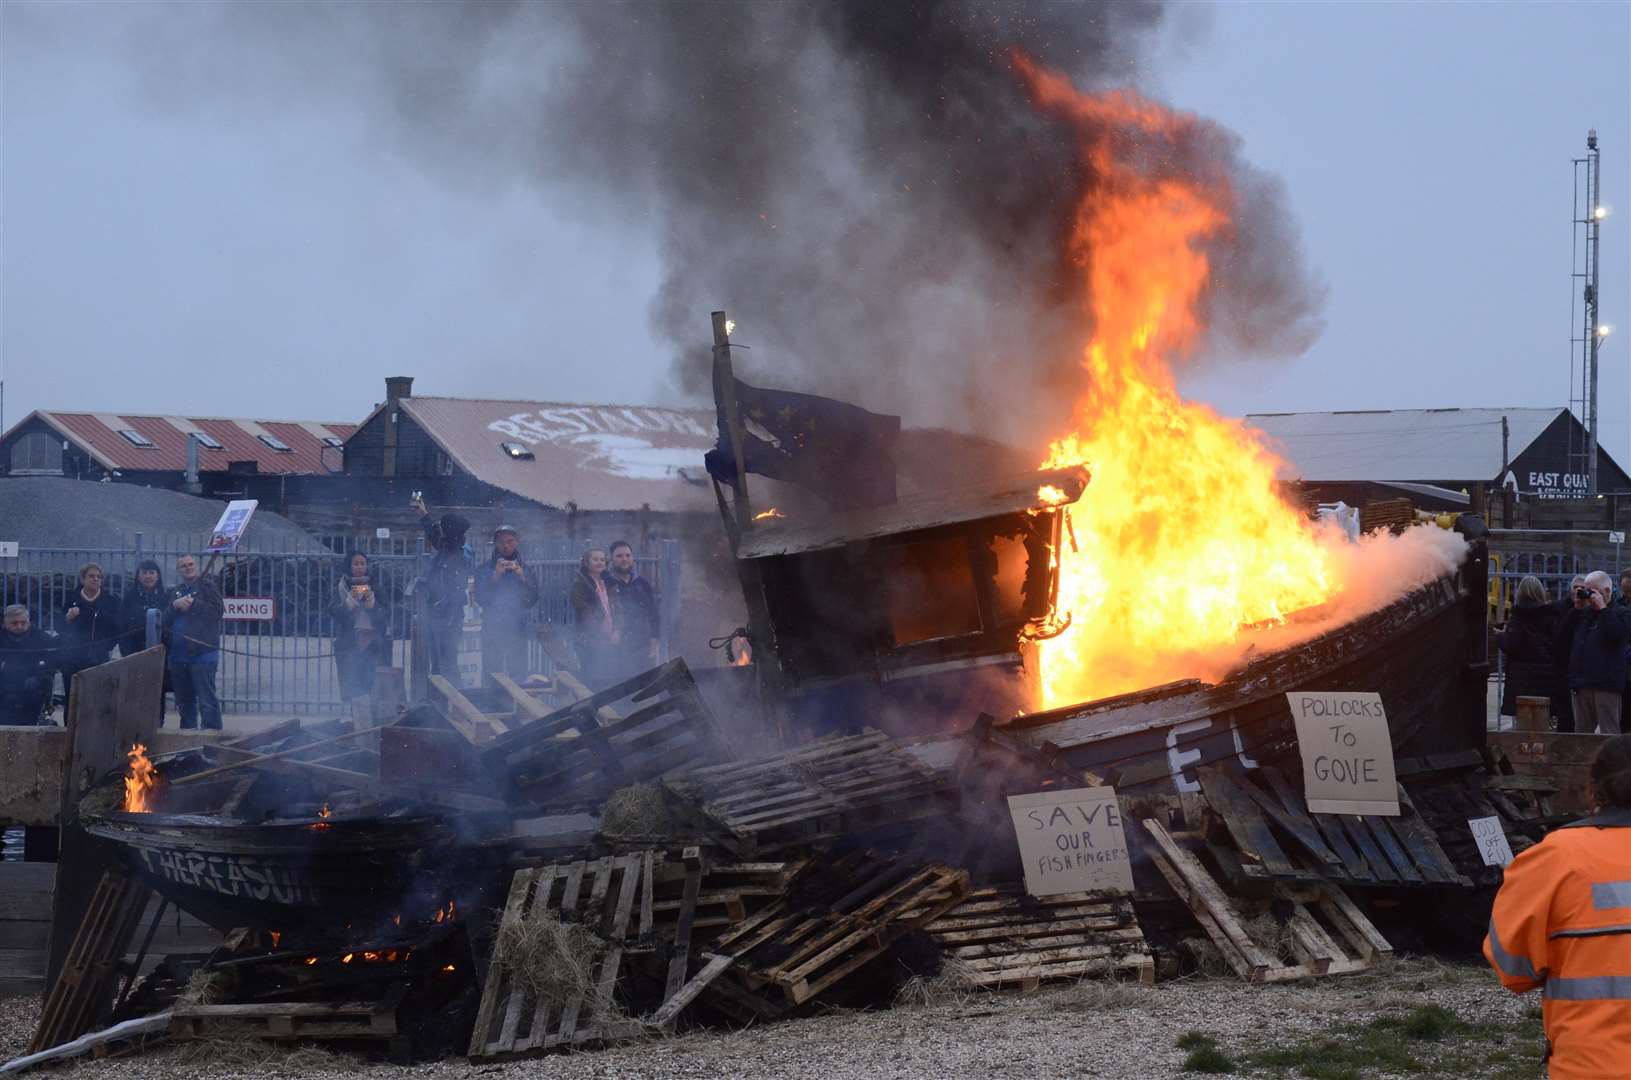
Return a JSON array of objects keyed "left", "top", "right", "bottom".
[{"left": 1484, "top": 807, "right": 1631, "bottom": 1080}]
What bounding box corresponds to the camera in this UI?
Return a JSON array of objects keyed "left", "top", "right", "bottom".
[{"left": 1576, "top": 587, "right": 1593, "bottom": 602}]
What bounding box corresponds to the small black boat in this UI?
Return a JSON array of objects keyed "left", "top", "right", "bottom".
[{"left": 79, "top": 749, "right": 501, "bottom": 938}]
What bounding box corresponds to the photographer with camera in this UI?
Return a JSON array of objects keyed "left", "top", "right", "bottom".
[
  {"left": 1555, "top": 570, "right": 1631, "bottom": 735},
  {"left": 473, "top": 525, "right": 539, "bottom": 683},
  {"left": 333, "top": 551, "right": 390, "bottom": 719}
]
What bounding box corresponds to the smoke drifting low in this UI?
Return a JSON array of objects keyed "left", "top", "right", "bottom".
[{"left": 26, "top": 0, "right": 1323, "bottom": 445}]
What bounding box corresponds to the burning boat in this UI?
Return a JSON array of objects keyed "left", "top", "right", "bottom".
[{"left": 79, "top": 739, "right": 502, "bottom": 938}]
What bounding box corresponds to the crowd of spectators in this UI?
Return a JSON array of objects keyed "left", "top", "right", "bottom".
[
  {"left": 1497, "top": 567, "right": 1631, "bottom": 734},
  {"left": 0, "top": 554, "right": 225, "bottom": 728},
  {"left": 0, "top": 508, "right": 666, "bottom": 728}
]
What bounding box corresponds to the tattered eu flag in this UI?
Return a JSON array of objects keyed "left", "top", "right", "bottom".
[{"left": 705, "top": 378, "right": 900, "bottom": 508}]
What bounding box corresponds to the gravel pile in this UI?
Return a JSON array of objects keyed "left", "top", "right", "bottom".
[{"left": 1, "top": 958, "right": 1536, "bottom": 1080}]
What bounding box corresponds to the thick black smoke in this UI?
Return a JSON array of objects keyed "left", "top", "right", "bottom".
[{"left": 26, "top": 0, "right": 1323, "bottom": 448}]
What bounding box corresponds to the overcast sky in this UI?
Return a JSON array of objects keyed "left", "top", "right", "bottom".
[{"left": 3, "top": 2, "right": 1628, "bottom": 464}]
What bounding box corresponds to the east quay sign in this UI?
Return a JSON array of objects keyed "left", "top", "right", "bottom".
[
  {"left": 1525, "top": 470, "right": 1592, "bottom": 500},
  {"left": 487, "top": 406, "right": 712, "bottom": 445}
]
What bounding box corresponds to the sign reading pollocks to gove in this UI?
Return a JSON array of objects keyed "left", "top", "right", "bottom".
[
  {"left": 1006, "top": 786, "right": 1136, "bottom": 897},
  {"left": 1286, "top": 692, "right": 1400, "bottom": 817}
]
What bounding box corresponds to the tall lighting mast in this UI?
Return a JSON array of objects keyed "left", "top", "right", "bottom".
[{"left": 1573, "top": 130, "right": 1609, "bottom": 493}]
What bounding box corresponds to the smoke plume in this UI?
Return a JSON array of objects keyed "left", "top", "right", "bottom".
[{"left": 22, "top": 0, "right": 1324, "bottom": 447}]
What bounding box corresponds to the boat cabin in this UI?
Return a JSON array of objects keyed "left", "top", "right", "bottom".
[{"left": 734, "top": 466, "right": 1088, "bottom": 730}]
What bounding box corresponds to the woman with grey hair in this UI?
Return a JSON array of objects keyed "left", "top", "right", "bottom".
[{"left": 1496, "top": 576, "right": 1562, "bottom": 729}]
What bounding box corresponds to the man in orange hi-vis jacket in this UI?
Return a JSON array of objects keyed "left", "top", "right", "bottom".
[{"left": 1484, "top": 735, "right": 1631, "bottom": 1079}]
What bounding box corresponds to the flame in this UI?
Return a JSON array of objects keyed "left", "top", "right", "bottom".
[
  {"left": 121, "top": 743, "right": 159, "bottom": 813},
  {"left": 304, "top": 956, "right": 318, "bottom": 966},
  {"left": 1015, "top": 55, "right": 1336, "bottom": 708},
  {"left": 441, "top": 963, "right": 457, "bottom": 974},
  {"left": 342, "top": 953, "right": 354, "bottom": 964},
  {"left": 752, "top": 507, "right": 784, "bottom": 521},
  {"left": 1036, "top": 485, "right": 1069, "bottom": 507},
  {"left": 309, "top": 802, "right": 333, "bottom": 831},
  {"left": 270, "top": 931, "right": 281, "bottom": 948},
  {"left": 432, "top": 898, "right": 458, "bottom": 924}
]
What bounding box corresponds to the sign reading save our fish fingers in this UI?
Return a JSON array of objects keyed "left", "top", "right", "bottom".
[
  {"left": 1007, "top": 786, "right": 1135, "bottom": 897},
  {"left": 1285, "top": 692, "right": 1400, "bottom": 817}
]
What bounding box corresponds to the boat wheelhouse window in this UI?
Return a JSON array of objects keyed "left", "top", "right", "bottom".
[
  {"left": 117, "top": 429, "right": 156, "bottom": 448},
  {"left": 885, "top": 536, "right": 982, "bottom": 645},
  {"left": 256, "top": 434, "right": 293, "bottom": 453},
  {"left": 988, "top": 531, "right": 1032, "bottom": 623}
]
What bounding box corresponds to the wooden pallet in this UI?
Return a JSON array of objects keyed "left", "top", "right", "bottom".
[
  {"left": 28, "top": 870, "right": 153, "bottom": 1055},
  {"left": 1143, "top": 817, "right": 1392, "bottom": 983},
  {"left": 663, "top": 731, "right": 957, "bottom": 855},
  {"left": 480, "top": 660, "right": 731, "bottom": 809},
  {"left": 709, "top": 852, "right": 969, "bottom": 1012},
  {"left": 170, "top": 993, "right": 405, "bottom": 1044},
  {"left": 468, "top": 850, "right": 731, "bottom": 1059},
  {"left": 921, "top": 886, "right": 1155, "bottom": 990},
  {"left": 649, "top": 859, "right": 808, "bottom": 936},
  {"left": 1195, "top": 765, "right": 1470, "bottom": 888}
]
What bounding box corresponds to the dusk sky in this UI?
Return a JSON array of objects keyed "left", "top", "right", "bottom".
[{"left": 3, "top": 2, "right": 1628, "bottom": 464}]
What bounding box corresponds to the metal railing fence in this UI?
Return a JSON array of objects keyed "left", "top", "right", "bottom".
[{"left": 0, "top": 532, "right": 681, "bottom": 716}]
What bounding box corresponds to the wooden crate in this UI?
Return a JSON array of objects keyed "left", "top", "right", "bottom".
[
  {"left": 649, "top": 859, "right": 808, "bottom": 936},
  {"left": 28, "top": 870, "right": 153, "bottom": 1055},
  {"left": 480, "top": 660, "right": 731, "bottom": 809},
  {"left": 663, "top": 731, "right": 957, "bottom": 855},
  {"left": 922, "top": 886, "right": 1155, "bottom": 989},
  {"left": 710, "top": 852, "right": 969, "bottom": 1011}
]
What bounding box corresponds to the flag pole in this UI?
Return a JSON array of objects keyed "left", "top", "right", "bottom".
[{"left": 711, "top": 311, "right": 754, "bottom": 533}]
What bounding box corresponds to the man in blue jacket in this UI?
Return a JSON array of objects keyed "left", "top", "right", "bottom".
[{"left": 1555, "top": 570, "right": 1631, "bottom": 735}]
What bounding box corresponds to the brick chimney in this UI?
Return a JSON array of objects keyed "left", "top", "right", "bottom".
[{"left": 382, "top": 376, "right": 413, "bottom": 478}]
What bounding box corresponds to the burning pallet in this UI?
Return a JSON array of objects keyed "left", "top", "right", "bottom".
[
  {"left": 919, "top": 885, "right": 1155, "bottom": 990},
  {"left": 662, "top": 731, "right": 957, "bottom": 855}
]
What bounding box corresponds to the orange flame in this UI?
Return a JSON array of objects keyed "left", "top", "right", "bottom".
[
  {"left": 1015, "top": 55, "right": 1336, "bottom": 708},
  {"left": 309, "top": 802, "right": 333, "bottom": 831},
  {"left": 1036, "top": 484, "right": 1069, "bottom": 507},
  {"left": 752, "top": 507, "right": 784, "bottom": 521},
  {"left": 121, "top": 743, "right": 159, "bottom": 813}
]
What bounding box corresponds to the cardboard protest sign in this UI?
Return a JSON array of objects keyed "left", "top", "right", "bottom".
[
  {"left": 1468, "top": 816, "right": 1515, "bottom": 867},
  {"left": 1285, "top": 692, "right": 1400, "bottom": 816},
  {"left": 1006, "top": 786, "right": 1135, "bottom": 897},
  {"left": 206, "top": 500, "right": 258, "bottom": 554}
]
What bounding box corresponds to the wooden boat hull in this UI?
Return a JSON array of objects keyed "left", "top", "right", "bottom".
[
  {"left": 1002, "top": 540, "right": 1489, "bottom": 799},
  {"left": 82, "top": 810, "right": 489, "bottom": 937}
]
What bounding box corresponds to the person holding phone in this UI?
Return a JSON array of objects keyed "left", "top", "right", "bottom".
[
  {"left": 165, "top": 554, "right": 224, "bottom": 730},
  {"left": 333, "top": 551, "right": 390, "bottom": 717},
  {"left": 473, "top": 525, "right": 538, "bottom": 683},
  {"left": 60, "top": 562, "right": 122, "bottom": 720},
  {"left": 1556, "top": 570, "right": 1631, "bottom": 735}
]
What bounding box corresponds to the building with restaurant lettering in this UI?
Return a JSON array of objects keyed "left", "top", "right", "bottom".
[{"left": 1247, "top": 407, "right": 1631, "bottom": 504}]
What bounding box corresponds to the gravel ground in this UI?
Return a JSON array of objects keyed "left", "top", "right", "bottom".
[{"left": 0, "top": 957, "right": 1540, "bottom": 1079}]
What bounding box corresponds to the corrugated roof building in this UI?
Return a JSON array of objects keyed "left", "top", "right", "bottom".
[
  {"left": 0, "top": 409, "right": 357, "bottom": 510},
  {"left": 1247, "top": 407, "right": 1631, "bottom": 499}
]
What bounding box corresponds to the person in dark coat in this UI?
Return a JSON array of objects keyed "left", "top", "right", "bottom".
[
  {"left": 1551, "top": 574, "right": 1588, "bottom": 733},
  {"left": 333, "top": 551, "right": 391, "bottom": 716},
  {"left": 1496, "top": 576, "right": 1562, "bottom": 727},
  {"left": 473, "top": 525, "right": 539, "bottom": 684},
  {"left": 605, "top": 540, "right": 660, "bottom": 682},
  {"left": 1554, "top": 570, "right": 1631, "bottom": 735},
  {"left": 60, "top": 562, "right": 123, "bottom": 719},
  {"left": 0, "top": 605, "right": 61, "bottom": 725},
  {"left": 165, "top": 554, "right": 225, "bottom": 730},
  {"left": 569, "top": 548, "right": 616, "bottom": 689},
  {"left": 120, "top": 559, "right": 172, "bottom": 721},
  {"left": 120, "top": 560, "right": 168, "bottom": 653},
  {"left": 413, "top": 497, "right": 473, "bottom": 687}
]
